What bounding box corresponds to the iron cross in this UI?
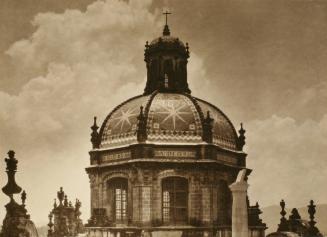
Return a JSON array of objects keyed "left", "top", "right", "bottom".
[{"left": 163, "top": 10, "right": 171, "bottom": 25}]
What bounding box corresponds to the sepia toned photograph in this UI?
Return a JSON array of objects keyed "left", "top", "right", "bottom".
[{"left": 0, "top": 1, "right": 326, "bottom": 237}]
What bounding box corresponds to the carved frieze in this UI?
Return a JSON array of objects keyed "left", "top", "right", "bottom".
[
  {"left": 101, "top": 151, "right": 131, "bottom": 163},
  {"left": 154, "top": 149, "right": 196, "bottom": 159}
]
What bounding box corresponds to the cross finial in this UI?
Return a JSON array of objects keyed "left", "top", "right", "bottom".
[{"left": 163, "top": 10, "right": 171, "bottom": 25}]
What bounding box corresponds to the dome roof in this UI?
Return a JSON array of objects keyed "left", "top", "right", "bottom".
[
  {"left": 99, "top": 92, "right": 238, "bottom": 151},
  {"left": 150, "top": 35, "right": 185, "bottom": 47}
]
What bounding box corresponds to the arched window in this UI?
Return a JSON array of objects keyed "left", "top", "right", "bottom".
[
  {"left": 162, "top": 177, "right": 188, "bottom": 224},
  {"left": 108, "top": 178, "right": 128, "bottom": 223}
]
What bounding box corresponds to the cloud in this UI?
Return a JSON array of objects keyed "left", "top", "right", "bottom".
[
  {"left": 246, "top": 114, "right": 327, "bottom": 208},
  {"left": 1, "top": 0, "right": 327, "bottom": 227},
  {"left": 0, "top": 0, "right": 157, "bottom": 224},
  {"left": 0, "top": 0, "right": 210, "bottom": 225}
]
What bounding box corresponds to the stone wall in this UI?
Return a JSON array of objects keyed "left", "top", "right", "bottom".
[{"left": 88, "top": 164, "right": 235, "bottom": 227}]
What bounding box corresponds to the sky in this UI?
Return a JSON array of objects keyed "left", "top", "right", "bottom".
[{"left": 0, "top": 0, "right": 327, "bottom": 226}]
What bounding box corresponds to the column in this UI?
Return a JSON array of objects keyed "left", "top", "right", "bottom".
[{"left": 229, "top": 169, "right": 249, "bottom": 237}]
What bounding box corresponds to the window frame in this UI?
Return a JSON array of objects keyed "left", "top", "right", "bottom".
[
  {"left": 161, "top": 176, "right": 188, "bottom": 225},
  {"left": 107, "top": 177, "right": 128, "bottom": 223}
]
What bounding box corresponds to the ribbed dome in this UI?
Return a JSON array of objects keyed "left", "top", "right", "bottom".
[{"left": 99, "top": 92, "right": 238, "bottom": 150}]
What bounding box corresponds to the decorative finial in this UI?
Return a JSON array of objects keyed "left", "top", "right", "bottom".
[
  {"left": 54, "top": 198, "right": 57, "bottom": 208},
  {"left": 137, "top": 106, "right": 147, "bottom": 142},
  {"left": 75, "top": 199, "right": 81, "bottom": 210},
  {"left": 203, "top": 111, "right": 214, "bottom": 143},
  {"left": 48, "top": 212, "right": 54, "bottom": 236},
  {"left": 280, "top": 199, "right": 286, "bottom": 218},
  {"left": 64, "top": 195, "right": 68, "bottom": 207},
  {"left": 186, "top": 42, "right": 189, "bottom": 55},
  {"left": 57, "top": 187, "right": 65, "bottom": 206},
  {"left": 277, "top": 199, "right": 289, "bottom": 232},
  {"left": 162, "top": 10, "right": 171, "bottom": 36},
  {"left": 75, "top": 199, "right": 82, "bottom": 218},
  {"left": 307, "top": 200, "right": 320, "bottom": 236},
  {"left": 2, "top": 150, "right": 22, "bottom": 199},
  {"left": 21, "top": 190, "right": 27, "bottom": 205},
  {"left": 237, "top": 123, "right": 246, "bottom": 150},
  {"left": 91, "top": 116, "right": 100, "bottom": 149}
]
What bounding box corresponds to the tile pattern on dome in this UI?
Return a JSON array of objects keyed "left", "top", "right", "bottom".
[
  {"left": 147, "top": 93, "right": 202, "bottom": 143},
  {"left": 196, "top": 99, "right": 237, "bottom": 150},
  {"left": 101, "top": 96, "right": 149, "bottom": 148}
]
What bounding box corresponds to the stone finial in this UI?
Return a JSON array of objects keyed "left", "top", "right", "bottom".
[
  {"left": 307, "top": 200, "right": 320, "bottom": 236},
  {"left": 237, "top": 123, "right": 246, "bottom": 150},
  {"left": 64, "top": 195, "right": 68, "bottom": 207},
  {"left": 53, "top": 198, "right": 57, "bottom": 208},
  {"left": 277, "top": 199, "right": 289, "bottom": 232},
  {"left": 202, "top": 111, "right": 214, "bottom": 143},
  {"left": 308, "top": 200, "right": 316, "bottom": 226},
  {"left": 21, "top": 190, "right": 26, "bottom": 206},
  {"left": 137, "top": 106, "right": 147, "bottom": 143},
  {"left": 91, "top": 116, "right": 100, "bottom": 149},
  {"left": 48, "top": 189, "right": 85, "bottom": 236},
  {"left": 75, "top": 199, "right": 82, "bottom": 218},
  {"left": 186, "top": 42, "right": 189, "bottom": 54},
  {"left": 2, "top": 150, "right": 22, "bottom": 198},
  {"left": 57, "top": 187, "right": 65, "bottom": 206},
  {"left": 1, "top": 150, "right": 38, "bottom": 237},
  {"left": 48, "top": 212, "right": 54, "bottom": 236}
]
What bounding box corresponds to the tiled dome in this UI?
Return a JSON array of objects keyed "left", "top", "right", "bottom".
[{"left": 99, "top": 92, "right": 238, "bottom": 150}]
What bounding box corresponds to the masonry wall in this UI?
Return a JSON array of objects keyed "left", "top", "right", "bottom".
[{"left": 88, "top": 165, "right": 235, "bottom": 227}]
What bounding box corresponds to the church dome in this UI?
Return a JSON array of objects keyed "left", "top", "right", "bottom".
[
  {"left": 91, "top": 22, "right": 245, "bottom": 153},
  {"left": 99, "top": 92, "right": 239, "bottom": 151}
]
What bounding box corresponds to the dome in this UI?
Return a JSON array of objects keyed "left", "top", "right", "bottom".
[
  {"left": 90, "top": 23, "right": 245, "bottom": 153},
  {"left": 149, "top": 35, "right": 186, "bottom": 47},
  {"left": 99, "top": 92, "right": 238, "bottom": 150}
]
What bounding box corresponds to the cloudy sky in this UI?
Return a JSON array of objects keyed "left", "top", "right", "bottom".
[{"left": 0, "top": 0, "right": 326, "bottom": 226}]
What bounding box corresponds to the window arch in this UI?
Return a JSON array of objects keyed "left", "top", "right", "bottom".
[
  {"left": 107, "top": 177, "right": 128, "bottom": 223},
  {"left": 162, "top": 177, "right": 188, "bottom": 224}
]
